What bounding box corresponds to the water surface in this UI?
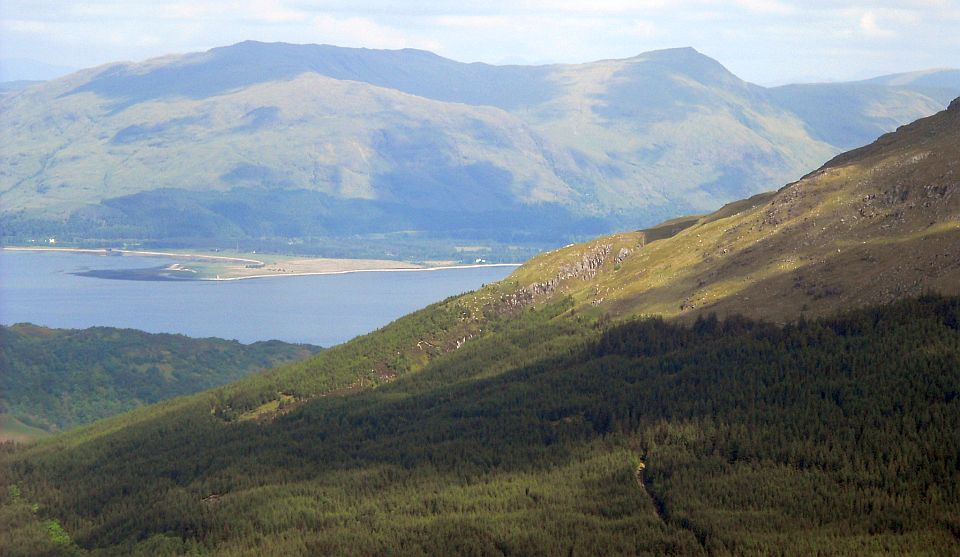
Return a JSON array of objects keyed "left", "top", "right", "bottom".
[{"left": 0, "top": 251, "right": 515, "bottom": 346}]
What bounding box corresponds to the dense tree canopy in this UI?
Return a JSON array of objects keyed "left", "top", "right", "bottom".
[
  {"left": 0, "top": 324, "right": 318, "bottom": 433},
  {"left": 2, "top": 295, "right": 958, "bottom": 555}
]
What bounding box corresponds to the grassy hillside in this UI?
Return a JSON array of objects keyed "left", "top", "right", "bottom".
[
  {"left": 0, "top": 324, "right": 319, "bottom": 437},
  {"left": 509, "top": 96, "right": 960, "bottom": 322},
  {"left": 1, "top": 43, "right": 955, "bottom": 257}
]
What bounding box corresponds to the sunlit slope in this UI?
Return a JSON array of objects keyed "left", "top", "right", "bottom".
[{"left": 511, "top": 97, "right": 960, "bottom": 321}]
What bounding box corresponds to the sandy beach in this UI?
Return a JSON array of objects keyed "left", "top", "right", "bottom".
[
  {"left": 1, "top": 246, "right": 519, "bottom": 281},
  {"left": 205, "top": 262, "right": 521, "bottom": 281}
]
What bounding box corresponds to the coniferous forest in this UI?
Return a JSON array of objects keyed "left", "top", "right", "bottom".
[
  {"left": 2, "top": 295, "right": 958, "bottom": 555},
  {"left": 0, "top": 324, "right": 319, "bottom": 434}
]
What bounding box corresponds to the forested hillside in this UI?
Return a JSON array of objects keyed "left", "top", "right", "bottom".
[
  {"left": 0, "top": 324, "right": 318, "bottom": 438},
  {"left": 2, "top": 295, "right": 958, "bottom": 555}
]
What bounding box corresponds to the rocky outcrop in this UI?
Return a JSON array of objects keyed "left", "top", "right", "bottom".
[{"left": 497, "top": 244, "right": 614, "bottom": 311}]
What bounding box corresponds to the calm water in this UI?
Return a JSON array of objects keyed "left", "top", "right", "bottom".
[{"left": 0, "top": 251, "right": 515, "bottom": 346}]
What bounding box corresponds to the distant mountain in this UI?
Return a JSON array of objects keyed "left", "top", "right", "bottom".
[
  {"left": 860, "top": 68, "right": 960, "bottom": 91},
  {"left": 3, "top": 104, "right": 958, "bottom": 555},
  {"left": 1, "top": 42, "right": 956, "bottom": 259},
  {"left": 511, "top": 96, "right": 960, "bottom": 321},
  {"left": 0, "top": 324, "right": 319, "bottom": 439},
  {"left": 768, "top": 68, "right": 960, "bottom": 148}
]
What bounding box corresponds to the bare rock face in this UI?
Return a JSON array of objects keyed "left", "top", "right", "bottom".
[{"left": 497, "top": 244, "right": 613, "bottom": 311}]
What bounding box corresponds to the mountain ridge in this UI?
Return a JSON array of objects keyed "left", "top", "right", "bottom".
[{"left": 2, "top": 42, "right": 957, "bottom": 259}]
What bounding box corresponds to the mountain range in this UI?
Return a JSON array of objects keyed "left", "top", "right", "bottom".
[
  {"left": 2, "top": 97, "right": 958, "bottom": 554},
  {"left": 1, "top": 42, "right": 958, "bottom": 259}
]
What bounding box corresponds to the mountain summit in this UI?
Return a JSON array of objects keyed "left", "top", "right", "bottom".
[{"left": 1, "top": 42, "right": 956, "bottom": 258}]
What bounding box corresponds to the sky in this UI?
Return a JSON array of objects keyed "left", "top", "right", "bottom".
[{"left": 1, "top": 0, "right": 958, "bottom": 85}]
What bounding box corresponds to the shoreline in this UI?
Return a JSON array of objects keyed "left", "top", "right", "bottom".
[
  {"left": 2, "top": 246, "right": 520, "bottom": 281},
  {"left": 197, "top": 263, "right": 521, "bottom": 281},
  {"left": 1, "top": 246, "right": 265, "bottom": 265}
]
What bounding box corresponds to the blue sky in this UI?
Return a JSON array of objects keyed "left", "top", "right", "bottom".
[{"left": 1, "top": 0, "right": 957, "bottom": 84}]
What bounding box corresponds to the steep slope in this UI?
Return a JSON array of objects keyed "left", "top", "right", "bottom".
[
  {"left": 2, "top": 105, "right": 959, "bottom": 555},
  {"left": 510, "top": 97, "right": 960, "bottom": 322},
  {"left": 0, "top": 324, "right": 318, "bottom": 437},
  {"left": 2, "top": 42, "right": 954, "bottom": 258}
]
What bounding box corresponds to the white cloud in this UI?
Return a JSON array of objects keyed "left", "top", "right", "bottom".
[
  {"left": 163, "top": 3, "right": 219, "bottom": 19},
  {"left": 852, "top": 7, "right": 924, "bottom": 39},
  {"left": 859, "top": 11, "right": 897, "bottom": 38},
  {"left": 1, "top": 19, "right": 49, "bottom": 33},
  {"left": 626, "top": 20, "right": 658, "bottom": 38},
  {"left": 311, "top": 14, "right": 441, "bottom": 51},
  {"left": 431, "top": 15, "right": 519, "bottom": 31},
  {"left": 242, "top": 0, "right": 311, "bottom": 23},
  {"left": 733, "top": 0, "right": 796, "bottom": 15},
  {"left": 525, "top": 0, "right": 671, "bottom": 13}
]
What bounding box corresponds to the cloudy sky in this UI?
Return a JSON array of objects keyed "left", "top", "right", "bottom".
[{"left": 1, "top": 0, "right": 957, "bottom": 84}]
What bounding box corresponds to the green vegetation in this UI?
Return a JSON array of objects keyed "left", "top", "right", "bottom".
[
  {"left": 509, "top": 97, "right": 960, "bottom": 322},
  {"left": 0, "top": 324, "right": 319, "bottom": 436},
  {"left": 1, "top": 295, "right": 958, "bottom": 555}
]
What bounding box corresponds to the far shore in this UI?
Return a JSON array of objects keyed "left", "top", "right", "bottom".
[
  {"left": 1, "top": 246, "right": 265, "bottom": 264},
  {"left": 1, "top": 246, "right": 521, "bottom": 281},
  {"left": 200, "top": 262, "right": 521, "bottom": 281}
]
